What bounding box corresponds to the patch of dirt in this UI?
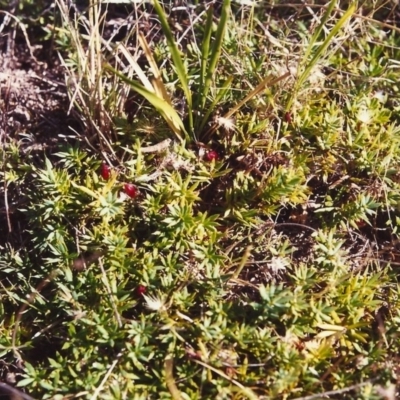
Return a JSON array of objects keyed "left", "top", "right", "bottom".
[
  {"left": 0, "top": 55, "right": 78, "bottom": 153},
  {"left": 0, "top": 1, "right": 84, "bottom": 156}
]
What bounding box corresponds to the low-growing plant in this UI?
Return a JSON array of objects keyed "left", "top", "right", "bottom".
[{"left": 3, "top": 0, "right": 400, "bottom": 399}]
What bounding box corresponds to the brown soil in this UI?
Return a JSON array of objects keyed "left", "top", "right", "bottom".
[{"left": 0, "top": 41, "right": 77, "bottom": 155}]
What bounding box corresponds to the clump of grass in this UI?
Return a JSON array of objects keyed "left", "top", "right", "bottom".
[{"left": 2, "top": 0, "right": 400, "bottom": 399}]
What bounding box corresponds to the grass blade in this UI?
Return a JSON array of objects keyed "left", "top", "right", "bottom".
[
  {"left": 224, "top": 72, "right": 291, "bottom": 120},
  {"left": 300, "top": 2, "right": 356, "bottom": 87},
  {"left": 105, "top": 65, "right": 188, "bottom": 141},
  {"left": 198, "top": 75, "right": 233, "bottom": 134},
  {"left": 204, "top": 72, "right": 290, "bottom": 139},
  {"left": 201, "top": 0, "right": 231, "bottom": 110},
  {"left": 286, "top": 1, "right": 356, "bottom": 111},
  {"left": 116, "top": 43, "right": 154, "bottom": 92},
  {"left": 198, "top": 5, "right": 214, "bottom": 110},
  {"left": 152, "top": 0, "right": 193, "bottom": 131},
  {"left": 302, "top": 0, "right": 337, "bottom": 62},
  {"left": 138, "top": 33, "right": 173, "bottom": 105}
]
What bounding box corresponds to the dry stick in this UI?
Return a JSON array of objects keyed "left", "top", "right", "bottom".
[
  {"left": 193, "top": 359, "right": 258, "bottom": 400},
  {"left": 90, "top": 351, "right": 124, "bottom": 400},
  {"left": 133, "top": 140, "right": 173, "bottom": 182},
  {"left": 260, "top": 221, "right": 317, "bottom": 233},
  {"left": 0, "top": 11, "right": 40, "bottom": 64},
  {"left": 140, "top": 139, "right": 172, "bottom": 153},
  {"left": 98, "top": 257, "right": 122, "bottom": 328},
  {"left": 165, "top": 357, "right": 183, "bottom": 400},
  {"left": 1, "top": 78, "right": 12, "bottom": 233},
  {"left": 291, "top": 380, "right": 375, "bottom": 400},
  {"left": 232, "top": 245, "right": 253, "bottom": 280},
  {"left": 0, "top": 382, "right": 35, "bottom": 400},
  {"left": 4, "top": 179, "right": 12, "bottom": 233}
]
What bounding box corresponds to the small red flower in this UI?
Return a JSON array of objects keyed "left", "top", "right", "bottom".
[
  {"left": 284, "top": 112, "right": 292, "bottom": 124},
  {"left": 100, "top": 163, "right": 111, "bottom": 180},
  {"left": 355, "top": 219, "right": 367, "bottom": 228},
  {"left": 136, "top": 285, "right": 147, "bottom": 296},
  {"left": 205, "top": 150, "right": 218, "bottom": 162},
  {"left": 124, "top": 183, "right": 138, "bottom": 198}
]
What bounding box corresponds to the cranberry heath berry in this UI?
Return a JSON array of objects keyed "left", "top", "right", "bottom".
[
  {"left": 205, "top": 150, "right": 218, "bottom": 162},
  {"left": 136, "top": 285, "right": 147, "bottom": 296},
  {"left": 100, "top": 163, "right": 111, "bottom": 180},
  {"left": 124, "top": 183, "right": 139, "bottom": 198}
]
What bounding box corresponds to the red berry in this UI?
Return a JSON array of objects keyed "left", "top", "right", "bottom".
[
  {"left": 355, "top": 220, "right": 367, "bottom": 228},
  {"left": 124, "top": 183, "right": 138, "bottom": 198},
  {"left": 205, "top": 150, "right": 218, "bottom": 162},
  {"left": 136, "top": 285, "right": 146, "bottom": 296},
  {"left": 284, "top": 112, "right": 292, "bottom": 124},
  {"left": 100, "top": 163, "right": 111, "bottom": 180}
]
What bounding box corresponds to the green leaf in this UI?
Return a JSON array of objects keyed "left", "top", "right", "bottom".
[{"left": 16, "top": 378, "right": 35, "bottom": 387}]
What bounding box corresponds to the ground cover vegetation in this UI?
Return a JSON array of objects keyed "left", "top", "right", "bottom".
[{"left": 1, "top": 0, "right": 400, "bottom": 398}]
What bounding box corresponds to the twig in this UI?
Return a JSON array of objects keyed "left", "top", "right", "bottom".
[
  {"left": 193, "top": 359, "right": 258, "bottom": 400},
  {"left": 232, "top": 245, "right": 253, "bottom": 279},
  {"left": 90, "top": 351, "right": 124, "bottom": 400},
  {"left": 291, "top": 381, "right": 374, "bottom": 400},
  {"left": 140, "top": 139, "right": 172, "bottom": 153},
  {"left": 257, "top": 221, "right": 317, "bottom": 234},
  {"left": 98, "top": 257, "right": 122, "bottom": 328},
  {"left": 1, "top": 79, "right": 12, "bottom": 233},
  {"left": 165, "top": 357, "right": 183, "bottom": 400},
  {"left": 0, "top": 11, "right": 41, "bottom": 64},
  {"left": 0, "top": 382, "right": 35, "bottom": 400},
  {"left": 3, "top": 165, "right": 11, "bottom": 233}
]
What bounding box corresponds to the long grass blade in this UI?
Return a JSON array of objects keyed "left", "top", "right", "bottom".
[
  {"left": 224, "top": 72, "right": 291, "bottom": 120},
  {"left": 116, "top": 43, "right": 154, "bottom": 92},
  {"left": 201, "top": 0, "right": 231, "bottom": 110},
  {"left": 286, "top": 1, "right": 356, "bottom": 111},
  {"left": 152, "top": 0, "right": 193, "bottom": 131},
  {"left": 299, "top": 2, "right": 356, "bottom": 88},
  {"left": 105, "top": 65, "right": 188, "bottom": 141},
  {"left": 138, "top": 33, "right": 173, "bottom": 104},
  {"left": 198, "top": 5, "right": 214, "bottom": 110},
  {"left": 198, "top": 75, "right": 233, "bottom": 134},
  {"left": 302, "top": 0, "right": 337, "bottom": 62},
  {"left": 204, "top": 72, "right": 290, "bottom": 139}
]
